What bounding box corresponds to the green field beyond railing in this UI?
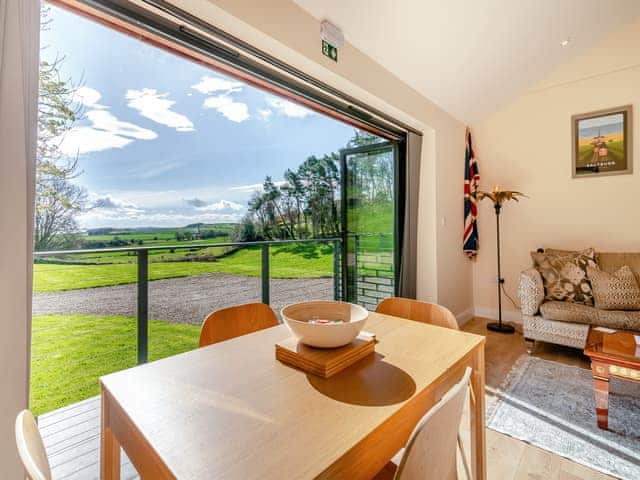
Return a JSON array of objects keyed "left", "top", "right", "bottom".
[
  {"left": 31, "top": 238, "right": 345, "bottom": 414},
  {"left": 30, "top": 235, "right": 399, "bottom": 414},
  {"left": 34, "top": 238, "right": 343, "bottom": 364}
]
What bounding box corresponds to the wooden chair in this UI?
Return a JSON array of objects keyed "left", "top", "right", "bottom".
[
  {"left": 199, "top": 302, "right": 279, "bottom": 347},
  {"left": 15, "top": 410, "right": 51, "bottom": 480},
  {"left": 375, "top": 368, "right": 472, "bottom": 480},
  {"left": 375, "top": 297, "right": 458, "bottom": 330}
]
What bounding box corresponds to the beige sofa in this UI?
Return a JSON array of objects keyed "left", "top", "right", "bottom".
[{"left": 518, "top": 250, "right": 640, "bottom": 352}]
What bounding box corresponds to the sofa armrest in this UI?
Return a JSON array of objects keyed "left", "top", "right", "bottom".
[{"left": 518, "top": 268, "right": 544, "bottom": 315}]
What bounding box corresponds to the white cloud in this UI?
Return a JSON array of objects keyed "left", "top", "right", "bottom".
[
  {"left": 185, "top": 198, "right": 208, "bottom": 208},
  {"left": 56, "top": 127, "right": 133, "bottom": 155},
  {"left": 126, "top": 88, "right": 194, "bottom": 132},
  {"left": 92, "top": 196, "right": 124, "bottom": 209},
  {"left": 56, "top": 87, "right": 159, "bottom": 155},
  {"left": 73, "top": 86, "right": 107, "bottom": 109},
  {"left": 55, "top": 110, "right": 157, "bottom": 155},
  {"left": 78, "top": 190, "right": 250, "bottom": 229},
  {"left": 229, "top": 180, "right": 286, "bottom": 193},
  {"left": 87, "top": 110, "right": 157, "bottom": 140},
  {"left": 203, "top": 94, "right": 250, "bottom": 122},
  {"left": 191, "top": 76, "right": 243, "bottom": 94},
  {"left": 194, "top": 199, "right": 244, "bottom": 212},
  {"left": 191, "top": 75, "right": 250, "bottom": 123},
  {"left": 257, "top": 108, "right": 272, "bottom": 121},
  {"left": 267, "top": 96, "right": 314, "bottom": 118},
  {"left": 79, "top": 208, "right": 243, "bottom": 229},
  {"left": 86, "top": 194, "right": 145, "bottom": 222}
]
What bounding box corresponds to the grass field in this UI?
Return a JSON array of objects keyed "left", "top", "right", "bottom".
[
  {"left": 34, "top": 243, "right": 335, "bottom": 292},
  {"left": 33, "top": 203, "right": 393, "bottom": 293},
  {"left": 82, "top": 224, "right": 235, "bottom": 244},
  {"left": 30, "top": 314, "right": 201, "bottom": 415},
  {"left": 64, "top": 238, "right": 236, "bottom": 265},
  {"left": 577, "top": 137, "right": 625, "bottom": 167},
  {"left": 30, "top": 210, "right": 394, "bottom": 415}
]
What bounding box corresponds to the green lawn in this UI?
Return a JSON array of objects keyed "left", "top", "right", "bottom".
[
  {"left": 71, "top": 237, "right": 236, "bottom": 264},
  {"left": 34, "top": 243, "right": 335, "bottom": 292},
  {"left": 82, "top": 224, "right": 235, "bottom": 244},
  {"left": 350, "top": 201, "right": 394, "bottom": 252},
  {"left": 30, "top": 314, "right": 201, "bottom": 415}
]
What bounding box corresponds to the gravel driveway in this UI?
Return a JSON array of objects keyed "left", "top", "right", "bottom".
[{"left": 33, "top": 272, "right": 334, "bottom": 325}]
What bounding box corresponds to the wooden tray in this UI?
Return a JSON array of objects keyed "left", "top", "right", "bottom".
[{"left": 276, "top": 332, "right": 376, "bottom": 378}]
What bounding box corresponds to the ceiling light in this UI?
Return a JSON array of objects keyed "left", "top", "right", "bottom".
[{"left": 561, "top": 37, "right": 571, "bottom": 47}]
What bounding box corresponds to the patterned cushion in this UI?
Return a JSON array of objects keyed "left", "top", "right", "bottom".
[
  {"left": 532, "top": 248, "right": 597, "bottom": 306},
  {"left": 540, "top": 301, "right": 598, "bottom": 325},
  {"left": 587, "top": 266, "right": 640, "bottom": 310},
  {"left": 540, "top": 300, "right": 640, "bottom": 331}
]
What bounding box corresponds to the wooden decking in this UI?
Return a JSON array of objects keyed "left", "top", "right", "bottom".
[{"left": 38, "top": 396, "right": 138, "bottom": 480}]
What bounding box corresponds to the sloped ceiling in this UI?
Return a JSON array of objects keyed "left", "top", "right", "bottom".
[{"left": 294, "top": 0, "right": 640, "bottom": 123}]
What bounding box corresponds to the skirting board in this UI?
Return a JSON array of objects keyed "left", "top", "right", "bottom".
[
  {"left": 473, "top": 307, "right": 522, "bottom": 324},
  {"left": 456, "top": 308, "right": 475, "bottom": 327}
]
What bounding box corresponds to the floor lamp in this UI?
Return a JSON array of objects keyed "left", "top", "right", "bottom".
[{"left": 477, "top": 187, "right": 527, "bottom": 334}]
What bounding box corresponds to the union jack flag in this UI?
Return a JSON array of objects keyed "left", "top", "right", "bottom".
[{"left": 463, "top": 128, "right": 479, "bottom": 258}]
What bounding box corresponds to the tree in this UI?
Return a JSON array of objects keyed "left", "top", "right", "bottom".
[
  {"left": 239, "top": 129, "right": 390, "bottom": 242},
  {"left": 283, "top": 168, "right": 305, "bottom": 235},
  {"left": 34, "top": 7, "right": 87, "bottom": 251},
  {"left": 232, "top": 215, "right": 259, "bottom": 242}
]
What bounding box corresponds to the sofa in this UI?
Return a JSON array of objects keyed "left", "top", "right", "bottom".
[{"left": 518, "top": 249, "right": 640, "bottom": 352}]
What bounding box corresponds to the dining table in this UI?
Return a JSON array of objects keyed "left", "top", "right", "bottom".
[{"left": 100, "top": 311, "right": 486, "bottom": 480}]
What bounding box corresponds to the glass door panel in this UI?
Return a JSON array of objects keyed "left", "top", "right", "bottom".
[{"left": 341, "top": 142, "right": 397, "bottom": 309}]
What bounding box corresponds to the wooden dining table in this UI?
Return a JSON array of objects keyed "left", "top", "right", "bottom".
[{"left": 100, "top": 312, "right": 486, "bottom": 480}]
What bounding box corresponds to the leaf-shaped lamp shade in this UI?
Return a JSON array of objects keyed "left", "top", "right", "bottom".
[{"left": 476, "top": 186, "right": 527, "bottom": 206}]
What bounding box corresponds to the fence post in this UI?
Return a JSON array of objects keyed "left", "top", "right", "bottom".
[
  {"left": 137, "top": 249, "right": 148, "bottom": 364},
  {"left": 261, "top": 244, "right": 270, "bottom": 304},
  {"left": 333, "top": 239, "right": 340, "bottom": 300}
]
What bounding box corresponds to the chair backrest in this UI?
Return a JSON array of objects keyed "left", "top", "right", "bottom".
[
  {"left": 199, "top": 302, "right": 279, "bottom": 347},
  {"left": 394, "top": 367, "right": 472, "bottom": 480},
  {"left": 375, "top": 297, "right": 459, "bottom": 330},
  {"left": 15, "top": 410, "right": 51, "bottom": 480}
]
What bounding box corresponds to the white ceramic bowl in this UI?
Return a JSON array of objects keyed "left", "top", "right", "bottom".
[{"left": 281, "top": 300, "right": 369, "bottom": 348}]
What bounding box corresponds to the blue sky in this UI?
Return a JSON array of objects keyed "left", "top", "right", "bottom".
[{"left": 42, "top": 5, "right": 361, "bottom": 228}]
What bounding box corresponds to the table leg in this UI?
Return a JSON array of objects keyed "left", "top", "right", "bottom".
[
  {"left": 591, "top": 362, "right": 609, "bottom": 430},
  {"left": 470, "top": 346, "right": 486, "bottom": 480},
  {"left": 101, "top": 389, "right": 121, "bottom": 480}
]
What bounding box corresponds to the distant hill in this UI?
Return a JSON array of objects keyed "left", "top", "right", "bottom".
[{"left": 86, "top": 223, "right": 237, "bottom": 236}]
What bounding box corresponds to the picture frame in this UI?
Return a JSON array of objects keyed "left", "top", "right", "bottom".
[{"left": 571, "top": 105, "right": 633, "bottom": 178}]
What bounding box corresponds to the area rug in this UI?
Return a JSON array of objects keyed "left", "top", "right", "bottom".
[{"left": 487, "top": 355, "right": 640, "bottom": 479}]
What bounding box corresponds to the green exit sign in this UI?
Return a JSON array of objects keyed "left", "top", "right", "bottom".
[{"left": 322, "top": 40, "right": 338, "bottom": 62}]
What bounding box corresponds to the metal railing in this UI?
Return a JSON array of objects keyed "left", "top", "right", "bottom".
[{"left": 34, "top": 237, "right": 343, "bottom": 365}]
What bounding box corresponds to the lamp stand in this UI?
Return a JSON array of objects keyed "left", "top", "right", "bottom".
[{"left": 487, "top": 202, "right": 515, "bottom": 334}]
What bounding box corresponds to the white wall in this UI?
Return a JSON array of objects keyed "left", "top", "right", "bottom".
[
  {"left": 170, "top": 0, "right": 475, "bottom": 317},
  {"left": 472, "top": 18, "right": 640, "bottom": 320}
]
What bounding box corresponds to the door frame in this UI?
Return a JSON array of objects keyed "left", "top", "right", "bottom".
[{"left": 339, "top": 141, "right": 401, "bottom": 302}]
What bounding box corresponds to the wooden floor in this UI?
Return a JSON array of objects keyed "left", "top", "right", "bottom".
[{"left": 38, "top": 317, "right": 613, "bottom": 480}]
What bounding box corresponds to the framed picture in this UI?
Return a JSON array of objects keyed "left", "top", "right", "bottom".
[{"left": 572, "top": 105, "right": 633, "bottom": 178}]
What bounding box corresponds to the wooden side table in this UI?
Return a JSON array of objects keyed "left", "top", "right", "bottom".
[{"left": 584, "top": 327, "right": 640, "bottom": 429}]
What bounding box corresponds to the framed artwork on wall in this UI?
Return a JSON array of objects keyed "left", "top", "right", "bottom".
[{"left": 572, "top": 105, "right": 633, "bottom": 178}]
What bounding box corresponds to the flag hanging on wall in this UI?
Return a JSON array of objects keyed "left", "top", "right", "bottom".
[{"left": 463, "top": 127, "right": 480, "bottom": 258}]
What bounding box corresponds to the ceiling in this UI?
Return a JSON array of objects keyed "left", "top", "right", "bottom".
[{"left": 293, "top": 0, "right": 640, "bottom": 123}]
